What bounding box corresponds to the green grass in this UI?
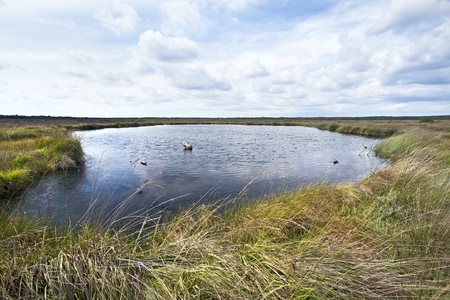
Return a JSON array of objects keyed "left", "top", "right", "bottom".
[
  {"left": 0, "top": 119, "right": 450, "bottom": 299},
  {"left": 0, "top": 126, "right": 83, "bottom": 198}
]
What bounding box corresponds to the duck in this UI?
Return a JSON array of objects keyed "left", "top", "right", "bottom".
[
  {"left": 183, "top": 142, "right": 193, "bottom": 150},
  {"left": 333, "top": 159, "right": 339, "bottom": 164},
  {"left": 140, "top": 161, "right": 147, "bottom": 166}
]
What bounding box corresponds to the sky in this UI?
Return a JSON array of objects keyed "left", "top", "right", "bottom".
[{"left": 1, "top": 0, "right": 449, "bottom": 118}]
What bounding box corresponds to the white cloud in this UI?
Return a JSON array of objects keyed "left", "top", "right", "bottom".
[
  {"left": 337, "top": 34, "right": 371, "bottom": 73},
  {"left": 62, "top": 66, "right": 90, "bottom": 79},
  {"left": 159, "top": 1, "right": 202, "bottom": 36},
  {"left": 270, "top": 69, "right": 300, "bottom": 85},
  {"left": 60, "top": 47, "right": 95, "bottom": 65},
  {"left": 137, "top": 30, "right": 199, "bottom": 62},
  {"left": 209, "top": 0, "right": 264, "bottom": 12},
  {"left": 128, "top": 55, "right": 155, "bottom": 74},
  {"left": 170, "top": 62, "right": 232, "bottom": 91},
  {"left": 0, "top": 62, "right": 9, "bottom": 70},
  {"left": 398, "top": 25, "right": 450, "bottom": 72},
  {"left": 368, "top": 18, "right": 450, "bottom": 86},
  {"left": 366, "top": 0, "right": 450, "bottom": 35},
  {"left": 257, "top": 85, "right": 286, "bottom": 95},
  {"left": 242, "top": 59, "right": 270, "bottom": 78},
  {"left": 95, "top": 1, "right": 140, "bottom": 35}
]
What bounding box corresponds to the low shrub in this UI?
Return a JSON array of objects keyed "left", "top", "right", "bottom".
[
  {"left": 419, "top": 118, "right": 435, "bottom": 123},
  {"left": 328, "top": 123, "right": 340, "bottom": 131}
]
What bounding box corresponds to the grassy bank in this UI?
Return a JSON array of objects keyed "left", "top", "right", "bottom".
[
  {"left": 2, "top": 115, "right": 449, "bottom": 137},
  {"left": 0, "top": 127, "right": 83, "bottom": 199},
  {"left": 0, "top": 118, "right": 449, "bottom": 299}
]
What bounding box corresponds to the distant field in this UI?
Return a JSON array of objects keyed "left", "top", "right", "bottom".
[{"left": 2, "top": 115, "right": 450, "bottom": 136}]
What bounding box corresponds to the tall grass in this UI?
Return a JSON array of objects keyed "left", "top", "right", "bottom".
[{"left": 1, "top": 121, "right": 450, "bottom": 298}]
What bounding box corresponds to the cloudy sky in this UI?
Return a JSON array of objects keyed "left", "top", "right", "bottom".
[{"left": 1, "top": 0, "right": 449, "bottom": 117}]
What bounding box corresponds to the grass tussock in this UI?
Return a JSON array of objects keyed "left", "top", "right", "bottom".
[
  {"left": 0, "top": 127, "right": 83, "bottom": 199},
  {"left": 0, "top": 119, "right": 450, "bottom": 298}
]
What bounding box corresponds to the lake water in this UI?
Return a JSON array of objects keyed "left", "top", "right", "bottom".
[{"left": 12, "top": 125, "right": 387, "bottom": 226}]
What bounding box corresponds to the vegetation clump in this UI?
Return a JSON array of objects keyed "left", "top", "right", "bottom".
[
  {"left": 0, "top": 126, "right": 83, "bottom": 198},
  {"left": 0, "top": 117, "right": 449, "bottom": 299},
  {"left": 419, "top": 118, "right": 435, "bottom": 123}
]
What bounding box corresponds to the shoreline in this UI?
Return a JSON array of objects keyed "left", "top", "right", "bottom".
[{"left": 2, "top": 116, "right": 449, "bottom": 200}]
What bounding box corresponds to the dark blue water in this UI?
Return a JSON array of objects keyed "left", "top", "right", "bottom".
[{"left": 13, "top": 125, "right": 386, "bottom": 225}]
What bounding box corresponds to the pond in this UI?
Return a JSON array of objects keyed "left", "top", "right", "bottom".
[{"left": 12, "top": 125, "right": 387, "bottom": 226}]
